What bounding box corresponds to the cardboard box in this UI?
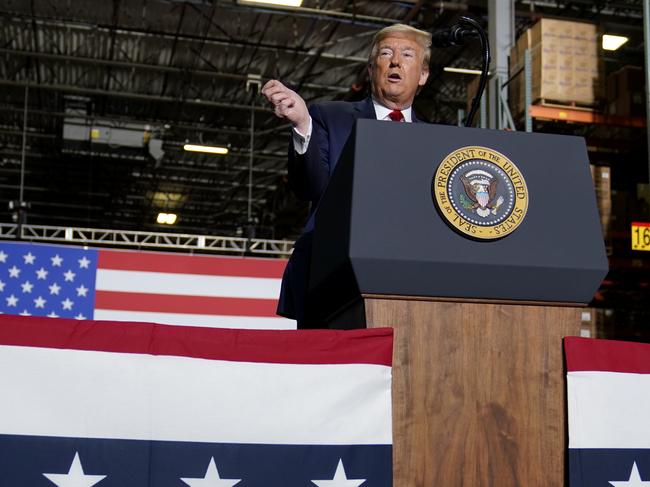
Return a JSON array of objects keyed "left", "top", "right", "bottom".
[
  {"left": 606, "top": 66, "right": 645, "bottom": 117},
  {"left": 509, "top": 19, "right": 603, "bottom": 114}
]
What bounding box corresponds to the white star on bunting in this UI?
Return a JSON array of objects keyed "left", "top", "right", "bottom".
[
  {"left": 180, "top": 457, "right": 241, "bottom": 487},
  {"left": 47, "top": 311, "right": 59, "bottom": 318},
  {"left": 311, "top": 459, "right": 366, "bottom": 487},
  {"left": 23, "top": 252, "right": 36, "bottom": 264},
  {"left": 0, "top": 250, "right": 7, "bottom": 263},
  {"left": 0, "top": 279, "right": 5, "bottom": 292},
  {"left": 78, "top": 256, "right": 90, "bottom": 269},
  {"left": 609, "top": 462, "right": 650, "bottom": 487},
  {"left": 51, "top": 254, "right": 63, "bottom": 267},
  {"left": 8, "top": 265, "right": 20, "bottom": 278},
  {"left": 62, "top": 298, "right": 74, "bottom": 310},
  {"left": 76, "top": 285, "right": 89, "bottom": 297},
  {"left": 34, "top": 296, "right": 46, "bottom": 308},
  {"left": 19, "top": 309, "right": 31, "bottom": 316},
  {"left": 64, "top": 270, "right": 76, "bottom": 282},
  {"left": 74, "top": 313, "right": 86, "bottom": 320},
  {"left": 49, "top": 282, "right": 61, "bottom": 295},
  {"left": 42, "top": 451, "right": 106, "bottom": 487},
  {"left": 6, "top": 294, "right": 18, "bottom": 307},
  {"left": 21, "top": 281, "right": 34, "bottom": 293},
  {"left": 36, "top": 267, "right": 49, "bottom": 280}
]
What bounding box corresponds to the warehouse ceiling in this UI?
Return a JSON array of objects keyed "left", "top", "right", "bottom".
[{"left": 0, "top": 0, "right": 644, "bottom": 240}]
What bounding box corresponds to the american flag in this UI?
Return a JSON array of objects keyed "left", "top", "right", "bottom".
[
  {"left": 0, "top": 315, "right": 393, "bottom": 487},
  {"left": 566, "top": 337, "right": 650, "bottom": 486},
  {"left": 0, "top": 241, "right": 294, "bottom": 329}
]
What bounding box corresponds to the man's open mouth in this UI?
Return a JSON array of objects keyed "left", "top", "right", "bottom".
[{"left": 388, "top": 73, "right": 402, "bottom": 80}]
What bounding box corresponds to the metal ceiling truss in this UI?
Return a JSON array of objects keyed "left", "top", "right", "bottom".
[{"left": 0, "top": 222, "right": 293, "bottom": 257}]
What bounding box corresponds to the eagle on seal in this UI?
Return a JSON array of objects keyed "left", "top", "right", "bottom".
[{"left": 460, "top": 172, "right": 499, "bottom": 218}]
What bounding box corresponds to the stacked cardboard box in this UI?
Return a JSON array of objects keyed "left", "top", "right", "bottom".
[
  {"left": 606, "top": 66, "right": 645, "bottom": 117},
  {"left": 509, "top": 19, "right": 603, "bottom": 115}
]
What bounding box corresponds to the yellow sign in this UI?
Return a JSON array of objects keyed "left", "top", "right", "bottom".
[
  {"left": 632, "top": 222, "right": 650, "bottom": 251},
  {"left": 432, "top": 146, "right": 529, "bottom": 240}
]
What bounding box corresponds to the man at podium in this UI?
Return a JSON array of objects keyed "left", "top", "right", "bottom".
[{"left": 261, "top": 24, "right": 432, "bottom": 328}]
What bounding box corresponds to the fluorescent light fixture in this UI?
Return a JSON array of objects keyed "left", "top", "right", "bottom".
[
  {"left": 444, "top": 67, "right": 483, "bottom": 75},
  {"left": 183, "top": 144, "right": 228, "bottom": 155},
  {"left": 157, "top": 213, "right": 178, "bottom": 225},
  {"left": 602, "top": 34, "right": 628, "bottom": 51},
  {"left": 238, "top": 0, "right": 303, "bottom": 7}
]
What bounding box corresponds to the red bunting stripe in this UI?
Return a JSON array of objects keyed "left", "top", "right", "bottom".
[
  {"left": 0, "top": 315, "right": 393, "bottom": 366},
  {"left": 565, "top": 336, "right": 650, "bottom": 373}
]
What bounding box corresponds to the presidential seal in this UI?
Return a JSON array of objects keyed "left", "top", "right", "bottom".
[{"left": 432, "top": 146, "right": 529, "bottom": 239}]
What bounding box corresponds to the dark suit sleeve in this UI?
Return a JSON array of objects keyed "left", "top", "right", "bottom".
[{"left": 287, "top": 103, "right": 330, "bottom": 203}]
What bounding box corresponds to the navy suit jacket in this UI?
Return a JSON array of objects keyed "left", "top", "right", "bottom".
[{"left": 277, "top": 97, "right": 419, "bottom": 327}]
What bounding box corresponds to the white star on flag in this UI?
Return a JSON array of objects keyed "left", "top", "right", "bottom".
[
  {"left": 34, "top": 296, "right": 47, "bottom": 308},
  {"left": 75, "top": 313, "right": 86, "bottom": 320},
  {"left": 47, "top": 311, "right": 59, "bottom": 318},
  {"left": 62, "top": 298, "right": 74, "bottom": 310},
  {"left": 21, "top": 281, "right": 34, "bottom": 293},
  {"left": 43, "top": 451, "right": 106, "bottom": 487},
  {"left": 51, "top": 254, "right": 63, "bottom": 267},
  {"left": 76, "top": 285, "right": 89, "bottom": 297},
  {"left": 36, "top": 267, "right": 49, "bottom": 280},
  {"left": 23, "top": 252, "right": 36, "bottom": 264},
  {"left": 609, "top": 462, "right": 650, "bottom": 487},
  {"left": 0, "top": 279, "right": 5, "bottom": 291},
  {"left": 49, "top": 282, "right": 61, "bottom": 295},
  {"left": 0, "top": 250, "right": 7, "bottom": 263},
  {"left": 8, "top": 265, "right": 20, "bottom": 278},
  {"left": 19, "top": 309, "right": 31, "bottom": 316},
  {"left": 180, "top": 457, "right": 241, "bottom": 487},
  {"left": 311, "top": 459, "right": 366, "bottom": 487},
  {"left": 64, "top": 270, "right": 76, "bottom": 282},
  {"left": 78, "top": 256, "right": 90, "bottom": 269},
  {"left": 6, "top": 294, "right": 18, "bottom": 307}
]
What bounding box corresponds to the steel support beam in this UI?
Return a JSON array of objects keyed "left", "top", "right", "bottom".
[
  {"left": 645, "top": 0, "right": 650, "bottom": 184},
  {"left": 0, "top": 14, "right": 368, "bottom": 64},
  {"left": 488, "top": 0, "right": 515, "bottom": 129},
  {"left": 0, "top": 48, "right": 349, "bottom": 93},
  {"left": 0, "top": 79, "right": 274, "bottom": 113}
]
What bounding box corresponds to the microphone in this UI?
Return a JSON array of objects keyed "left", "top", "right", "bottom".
[{"left": 431, "top": 24, "right": 478, "bottom": 48}]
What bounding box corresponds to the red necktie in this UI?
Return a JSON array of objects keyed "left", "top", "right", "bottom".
[{"left": 388, "top": 110, "right": 404, "bottom": 122}]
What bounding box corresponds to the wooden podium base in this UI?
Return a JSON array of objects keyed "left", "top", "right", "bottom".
[{"left": 364, "top": 297, "right": 580, "bottom": 487}]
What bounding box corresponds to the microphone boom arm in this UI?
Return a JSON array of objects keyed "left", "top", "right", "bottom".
[{"left": 458, "top": 16, "right": 491, "bottom": 128}]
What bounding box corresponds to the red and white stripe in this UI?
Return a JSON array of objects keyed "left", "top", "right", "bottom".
[
  {"left": 565, "top": 337, "right": 650, "bottom": 449},
  {"left": 94, "top": 249, "right": 295, "bottom": 329},
  {"left": 0, "top": 316, "right": 393, "bottom": 445}
]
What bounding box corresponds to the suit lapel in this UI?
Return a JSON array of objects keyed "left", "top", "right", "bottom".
[{"left": 353, "top": 97, "right": 377, "bottom": 120}]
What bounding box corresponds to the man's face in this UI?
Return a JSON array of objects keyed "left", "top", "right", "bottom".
[{"left": 368, "top": 34, "right": 429, "bottom": 110}]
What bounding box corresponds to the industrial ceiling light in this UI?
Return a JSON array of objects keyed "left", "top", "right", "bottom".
[
  {"left": 183, "top": 144, "right": 228, "bottom": 155},
  {"left": 238, "top": 0, "right": 303, "bottom": 7},
  {"left": 444, "top": 67, "right": 483, "bottom": 75},
  {"left": 157, "top": 213, "right": 178, "bottom": 225},
  {"left": 602, "top": 34, "right": 628, "bottom": 51}
]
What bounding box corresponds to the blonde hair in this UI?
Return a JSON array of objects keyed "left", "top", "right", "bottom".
[{"left": 369, "top": 24, "right": 432, "bottom": 68}]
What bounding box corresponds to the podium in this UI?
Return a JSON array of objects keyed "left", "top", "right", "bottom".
[{"left": 308, "top": 121, "right": 608, "bottom": 486}]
